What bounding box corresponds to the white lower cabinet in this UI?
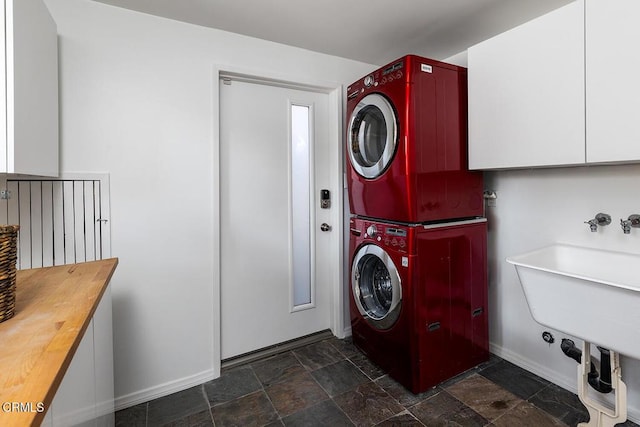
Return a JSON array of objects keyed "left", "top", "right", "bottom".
[
  {"left": 51, "top": 322, "right": 95, "bottom": 426},
  {"left": 48, "top": 286, "right": 114, "bottom": 427},
  {"left": 93, "top": 286, "right": 115, "bottom": 427}
]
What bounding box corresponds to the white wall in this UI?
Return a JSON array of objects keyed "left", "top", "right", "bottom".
[
  {"left": 485, "top": 164, "right": 640, "bottom": 421},
  {"left": 45, "top": 0, "right": 375, "bottom": 409}
]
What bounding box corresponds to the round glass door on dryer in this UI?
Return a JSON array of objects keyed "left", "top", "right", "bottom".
[
  {"left": 347, "top": 93, "right": 398, "bottom": 179},
  {"left": 351, "top": 243, "right": 402, "bottom": 330}
]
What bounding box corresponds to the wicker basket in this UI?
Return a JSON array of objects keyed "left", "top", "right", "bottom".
[{"left": 0, "top": 225, "right": 20, "bottom": 323}]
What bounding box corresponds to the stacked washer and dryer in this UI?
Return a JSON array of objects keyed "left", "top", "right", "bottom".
[{"left": 346, "top": 55, "right": 489, "bottom": 394}]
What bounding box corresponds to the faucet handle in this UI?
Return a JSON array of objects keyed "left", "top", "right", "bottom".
[
  {"left": 621, "top": 218, "right": 632, "bottom": 234},
  {"left": 621, "top": 214, "right": 640, "bottom": 234},
  {"left": 584, "top": 219, "right": 598, "bottom": 232},
  {"left": 585, "top": 213, "right": 611, "bottom": 232}
]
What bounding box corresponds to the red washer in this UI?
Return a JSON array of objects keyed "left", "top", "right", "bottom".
[
  {"left": 349, "top": 216, "right": 489, "bottom": 393},
  {"left": 346, "top": 55, "right": 483, "bottom": 223}
]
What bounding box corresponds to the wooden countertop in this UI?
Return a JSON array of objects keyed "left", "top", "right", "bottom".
[{"left": 0, "top": 258, "right": 118, "bottom": 427}]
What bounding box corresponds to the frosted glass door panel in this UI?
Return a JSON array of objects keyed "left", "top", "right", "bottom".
[{"left": 291, "top": 105, "right": 312, "bottom": 308}]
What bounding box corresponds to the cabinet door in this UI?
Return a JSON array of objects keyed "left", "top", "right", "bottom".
[
  {"left": 586, "top": 0, "right": 640, "bottom": 163},
  {"left": 50, "top": 320, "right": 96, "bottom": 426},
  {"left": 4, "top": 0, "right": 58, "bottom": 176},
  {"left": 468, "top": 1, "right": 585, "bottom": 169},
  {"left": 94, "top": 286, "right": 115, "bottom": 426}
]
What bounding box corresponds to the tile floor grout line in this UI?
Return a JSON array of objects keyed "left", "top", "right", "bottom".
[
  {"left": 524, "top": 382, "right": 571, "bottom": 426},
  {"left": 438, "top": 387, "right": 493, "bottom": 424},
  {"left": 258, "top": 381, "right": 282, "bottom": 422},
  {"left": 304, "top": 346, "right": 380, "bottom": 427},
  {"left": 335, "top": 401, "right": 357, "bottom": 427},
  {"left": 250, "top": 362, "right": 282, "bottom": 424},
  {"left": 487, "top": 400, "right": 519, "bottom": 426},
  {"left": 199, "top": 383, "right": 216, "bottom": 425}
]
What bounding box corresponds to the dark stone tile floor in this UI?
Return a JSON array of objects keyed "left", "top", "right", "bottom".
[{"left": 115, "top": 337, "right": 639, "bottom": 426}]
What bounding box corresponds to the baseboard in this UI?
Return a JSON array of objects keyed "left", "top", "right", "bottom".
[
  {"left": 489, "top": 342, "right": 640, "bottom": 424},
  {"left": 52, "top": 405, "right": 95, "bottom": 426},
  {"left": 342, "top": 325, "right": 352, "bottom": 338},
  {"left": 96, "top": 398, "right": 115, "bottom": 418},
  {"left": 489, "top": 342, "right": 577, "bottom": 393},
  {"left": 114, "top": 329, "right": 354, "bottom": 412},
  {"left": 114, "top": 369, "right": 217, "bottom": 411}
]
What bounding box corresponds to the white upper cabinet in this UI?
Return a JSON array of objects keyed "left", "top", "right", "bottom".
[
  {"left": 2, "top": 0, "right": 58, "bottom": 176},
  {"left": 585, "top": 0, "right": 640, "bottom": 163},
  {"left": 468, "top": 1, "right": 585, "bottom": 169},
  {"left": 469, "top": 0, "right": 640, "bottom": 169}
]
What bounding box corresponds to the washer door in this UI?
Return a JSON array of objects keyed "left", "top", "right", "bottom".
[
  {"left": 347, "top": 93, "right": 398, "bottom": 179},
  {"left": 351, "top": 244, "right": 402, "bottom": 330}
]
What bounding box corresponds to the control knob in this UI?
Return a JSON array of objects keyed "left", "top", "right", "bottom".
[
  {"left": 363, "top": 75, "right": 374, "bottom": 87},
  {"left": 366, "top": 224, "right": 378, "bottom": 238}
]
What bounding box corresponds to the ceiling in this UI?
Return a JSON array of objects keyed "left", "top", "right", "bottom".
[{"left": 90, "top": 0, "right": 574, "bottom": 65}]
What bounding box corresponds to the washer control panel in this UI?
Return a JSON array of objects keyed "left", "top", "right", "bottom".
[{"left": 362, "top": 222, "right": 408, "bottom": 250}]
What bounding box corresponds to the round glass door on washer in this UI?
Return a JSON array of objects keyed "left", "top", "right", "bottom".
[{"left": 351, "top": 244, "right": 402, "bottom": 330}]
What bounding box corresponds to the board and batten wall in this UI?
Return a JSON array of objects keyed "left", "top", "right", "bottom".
[
  {"left": 448, "top": 51, "right": 640, "bottom": 423},
  {"left": 45, "top": 0, "right": 375, "bottom": 409}
]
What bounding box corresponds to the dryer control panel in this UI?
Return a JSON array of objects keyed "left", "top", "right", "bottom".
[{"left": 347, "top": 59, "right": 405, "bottom": 100}]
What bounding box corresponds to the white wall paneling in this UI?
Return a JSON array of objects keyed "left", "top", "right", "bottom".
[
  {"left": 1, "top": 174, "right": 111, "bottom": 270},
  {"left": 44, "top": 0, "right": 374, "bottom": 409}
]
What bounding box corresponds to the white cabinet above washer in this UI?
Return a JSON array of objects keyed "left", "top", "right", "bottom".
[
  {"left": 2, "top": 0, "right": 59, "bottom": 176},
  {"left": 468, "top": 1, "right": 585, "bottom": 169},
  {"left": 468, "top": 0, "right": 640, "bottom": 170},
  {"left": 585, "top": 0, "right": 640, "bottom": 163}
]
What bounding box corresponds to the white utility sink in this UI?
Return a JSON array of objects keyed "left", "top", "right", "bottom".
[{"left": 507, "top": 243, "right": 640, "bottom": 359}]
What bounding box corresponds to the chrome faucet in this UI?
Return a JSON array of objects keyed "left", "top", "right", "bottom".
[
  {"left": 584, "top": 213, "right": 611, "bottom": 232},
  {"left": 620, "top": 214, "right": 640, "bottom": 234}
]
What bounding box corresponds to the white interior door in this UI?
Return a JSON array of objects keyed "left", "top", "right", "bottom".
[{"left": 219, "top": 76, "right": 335, "bottom": 360}]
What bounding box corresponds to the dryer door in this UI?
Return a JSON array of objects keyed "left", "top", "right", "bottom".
[
  {"left": 352, "top": 244, "right": 402, "bottom": 330},
  {"left": 348, "top": 94, "right": 398, "bottom": 179}
]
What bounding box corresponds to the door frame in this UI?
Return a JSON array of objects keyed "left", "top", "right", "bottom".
[{"left": 212, "top": 65, "right": 344, "bottom": 378}]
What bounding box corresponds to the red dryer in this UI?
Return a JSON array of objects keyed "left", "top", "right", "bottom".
[
  {"left": 349, "top": 216, "right": 489, "bottom": 393},
  {"left": 346, "top": 55, "right": 483, "bottom": 223}
]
